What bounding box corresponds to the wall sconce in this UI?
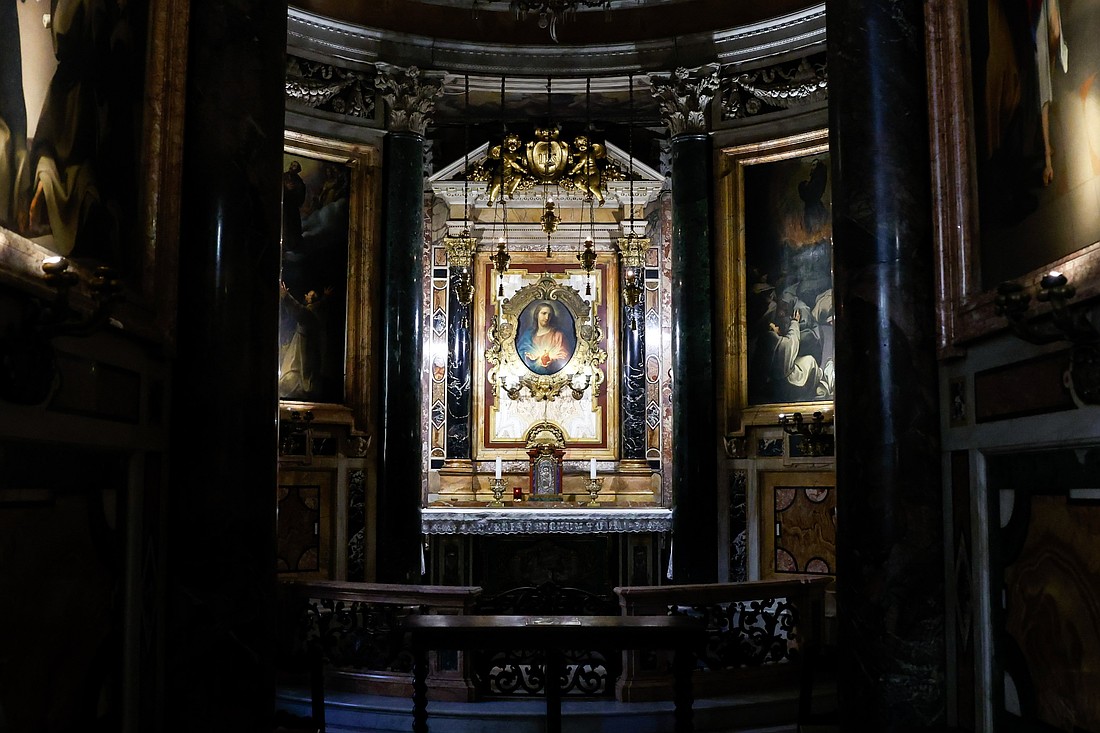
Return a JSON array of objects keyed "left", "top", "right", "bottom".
[
  {"left": 490, "top": 237, "right": 510, "bottom": 297},
  {"left": 616, "top": 73, "right": 647, "bottom": 329},
  {"left": 0, "top": 256, "right": 121, "bottom": 405},
  {"left": 616, "top": 232, "right": 647, "bottom": 327},
  {"left": 444, "top": 229, "right": 477, "bottom": 306},
  {"left": 540, "top": 198, "right": 561, "bottom": 257},
  {"left": 778, "top": 411, "right": 834, "bottom": 457},
  {"left": 445, "top": 74, "right": 477, "bottom": 308},
  {"left": 279, "top": 409, "right": 315, "bottom": 461},
  {"left": 995, "top": 271, "right": 1100, "bottom": 404},
  {"left": 39, "top": 257, "right": 122, "bottom": 335},
  {"left": 576, "top": 236, "right": 596, "bottom": 295}
]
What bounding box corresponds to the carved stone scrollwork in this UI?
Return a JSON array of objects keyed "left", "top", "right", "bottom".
[
  {"left": 285, "top": 55, "right": 377, "bottom": 119},
  {"left": 720, "top": 53, "right": 828, "bottom": 121},
  {"left": 374, "top": 64, "right": 444, "bottom": 136},
  {"left": 649, "top": 64, "right": 721, "bottom": 138}
]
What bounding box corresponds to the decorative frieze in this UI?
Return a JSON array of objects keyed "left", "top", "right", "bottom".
[
  {"left": 285, "top": 55, "right": 377, "bottom": 119},
  {"left": 719, "top": 53, "right": 828, "bottom": 121},
  {"left": 421, "top": 507, "right": 673, "bottom": 535}
]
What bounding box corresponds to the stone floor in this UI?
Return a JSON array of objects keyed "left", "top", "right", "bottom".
[{"left": 275, "top": 682, "right": 839, "bottom": 733}]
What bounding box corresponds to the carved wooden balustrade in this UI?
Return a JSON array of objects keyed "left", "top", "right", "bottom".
[
  {"left": 278, "top": 580, "right": 482, "bottom": 702},
  {"left": 278, "top": 577, "right": 830, "bottom": 708},
  {"left": 614, "top": 577, "right": 831, "bottom": 702}
]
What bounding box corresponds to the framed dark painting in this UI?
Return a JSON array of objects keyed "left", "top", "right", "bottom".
[
  {"left": 928, "top": 0, "right": 1100, "bottom": 349},
  {"left": 0, "top": 0, "right": 187, "bottom": 342},
  {"left": 716, "top": 129, "right": 835, "bottom": 433},
  {"left": 279, "top": 132, "right": 379, "bottom": 433},
  {"left": 970, "top": 0, "right": 1098, "bottom": 287}
]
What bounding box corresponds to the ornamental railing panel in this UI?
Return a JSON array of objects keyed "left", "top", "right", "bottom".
[
  {"left": 470, "top": 580, "right": 621, "bottom": 697},
  {"left": 614, "top": 577, "right": 830, "bottom": 702}
]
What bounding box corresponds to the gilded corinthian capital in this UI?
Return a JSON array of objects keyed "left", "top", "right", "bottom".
[
  {"left": 648, "top": 64, "right": 721, "bottom": 138},
  {"left": 374, "top": 65, "right": 445, "bottom": 136}
]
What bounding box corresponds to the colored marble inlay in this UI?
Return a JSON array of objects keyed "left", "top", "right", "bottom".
[
  {"left": 347, "top": 470, "right": 365, "bottom": 581},
  {"left": 1004, "top": 494, "right": 1100, "bottom": 732},
  {"left": 774, "top": 486, "right": 835, "bottom": 575}
]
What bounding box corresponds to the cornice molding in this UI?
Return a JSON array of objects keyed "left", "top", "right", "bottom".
[{"left": 287, "top": 5, "right": 824, "bottom": 78}]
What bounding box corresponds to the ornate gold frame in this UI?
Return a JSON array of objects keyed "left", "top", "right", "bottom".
[
  {"left": 926, "top": 0, "right": 1100, "bottom": 354},
  {"left": 486, "top": 273, "right": 607, "bottom": 401},
  {"left": 473, "top": 253, "right": 619, "bottom": 460},
  {"left": 280, "top": 131, "right": 380, "bottom": 437},
  {"left": 715, "top": 128, "right": 832, "bottom": 435}
]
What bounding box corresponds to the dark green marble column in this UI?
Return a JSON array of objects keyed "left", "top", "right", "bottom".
[
  {"left": 378, "top": 130, "right": 426, "bottom": 584},
  {"left": 669, "top": 133, "right": 718, "bottom": 583},
  {"left": 828, "top": 0, "right": 946, "bottom": 727},
  {"left": 167, "top": 0, "right": 285, "bottom": 728},
  {"left": 374, "top": 68, "right": 442, "bottom": 584},
  {"left": 651, "top": 67, "right": 722, "bottom": 584}
]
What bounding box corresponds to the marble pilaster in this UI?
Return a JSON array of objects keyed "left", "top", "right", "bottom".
[
  {"left": 445, "top": 265, "right": 473, "bottom": 459},
  {"left": 621, "top": 284, "right": 646, "bottom": 461},
  {"left": 828, "top": 0, "right": 946, "bottom": 726}
]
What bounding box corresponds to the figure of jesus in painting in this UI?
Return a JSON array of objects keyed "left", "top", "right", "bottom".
[{"left": 516, "top": 301, "right": 574, "bottom": 376}]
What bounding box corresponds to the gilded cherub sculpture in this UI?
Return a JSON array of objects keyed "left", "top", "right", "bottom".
[
  {"left": 485, "top": 133, "right": 529, "bottom": 206},
  {"left": 567, "top": 135, "right": 607, "bottom": 204}
]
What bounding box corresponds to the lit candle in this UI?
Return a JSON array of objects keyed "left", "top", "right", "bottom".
[
  {"left": 495, "top": 457, "right": 502, "bottom": 479},
  {"left": 590, "top": 458, "right": 596, "bottom": 479}
]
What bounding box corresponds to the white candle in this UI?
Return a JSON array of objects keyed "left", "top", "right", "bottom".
[
  {"left": 495, "top": 457, "right": 502, "bottom": 479},
  {"left": 590, "top": 458, "right": 596, "bottom": 479}
]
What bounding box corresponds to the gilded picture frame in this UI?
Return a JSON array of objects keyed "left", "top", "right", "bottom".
[
  {"left": 486, "top": 274, "right": 606, "bottom": 400},
  {"left": 279, "top": 131, "right": 380, "bottom": 435},
  {"left": 0, "top": 0, "right": 189, "bottom": 344},
  {"left": 716, "top": 129, "right": 834, "bottom": 434},
  {"left": 474, "top": 254, "right": 618, "bottom": 459},
  {"left": 927, "top": 0, "right": 1100, "bottom": 353}
]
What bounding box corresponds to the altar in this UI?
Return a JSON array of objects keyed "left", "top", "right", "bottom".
[
  {"left": 422, "top": 506, "right": 672, "bottom": 592},
  {"left": 421, "top": 506, "right": 672, "bottom": 535}
]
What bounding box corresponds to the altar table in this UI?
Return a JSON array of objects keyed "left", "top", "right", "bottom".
[{"left": 403, "top": 614, "right": 706, "bottom": 733}]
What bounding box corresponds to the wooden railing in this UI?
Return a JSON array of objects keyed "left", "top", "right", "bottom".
[
  {"left": 278, "top": 577, "right": 831, "bottom": 706},
  {"left": 278, "top": 580, "right": 482, "bottom": 702},
  {"left": 614, "top": 577, "right": 832, "bottom": 702}
]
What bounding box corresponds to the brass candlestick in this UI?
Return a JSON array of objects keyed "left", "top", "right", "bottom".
[
  {"left": 584, "top": 478, "right": 604, "bottom": 506},
  {"left": 489, "top": 478, "right": 507, "bottom": 507}
]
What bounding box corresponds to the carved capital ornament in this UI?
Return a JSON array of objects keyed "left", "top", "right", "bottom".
[
  {"left": 649, "top": 64, "right": 721, "bottom": 137},
  {"left": 375, "top": 64, "right": 444, "bottom": 135}
]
